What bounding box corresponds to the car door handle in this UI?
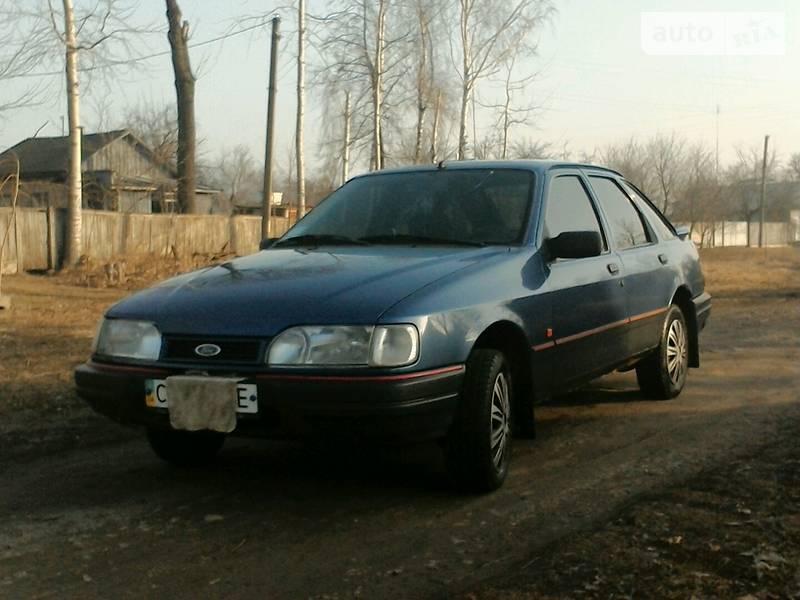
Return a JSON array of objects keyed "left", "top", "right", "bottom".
[
  {"left": 607, "top": 262, "right": 620, "bottom": 275},
  {"left": 658, "top": 253, "right": 668, "bottom": 265}
]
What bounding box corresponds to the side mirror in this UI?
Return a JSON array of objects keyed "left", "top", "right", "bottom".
[
  {"left": 547, "top": 231, "right": 603, "bottom": 260},
  {"left": 675, "top": 225, "right": 690, "bottom": 241},
  {"left": 259, "top": 237, "right": 279, "bottom": 250}
]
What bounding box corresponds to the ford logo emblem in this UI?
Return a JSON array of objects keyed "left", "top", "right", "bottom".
[{"left": 194, "top": 343, "right": 222, "bottom": 357}]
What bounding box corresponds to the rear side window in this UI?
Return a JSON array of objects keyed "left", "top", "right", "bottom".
[
  {"left": 620, "top": 181, "right": 676, "bottom": 241},
  {"left": 589, "top": 176, "right": 649, "bottom": 249},
  {"left": 544, "top": 175, "right": 607, "bottom": 250}
]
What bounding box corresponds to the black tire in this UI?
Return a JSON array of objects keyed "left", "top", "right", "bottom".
[
  {"left": 146, "top": 428, "right": 225, "bottom": 467},
  {"left": 445, "top": 349, "right": 513, "bottom": 492},
  {"left": 636, "top": 305, "right": 689, "bottom": 400}
]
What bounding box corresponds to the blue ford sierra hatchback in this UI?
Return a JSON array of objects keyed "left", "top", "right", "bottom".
[{"left": 76, "top": 161, "right": 711, "bottom": 491}]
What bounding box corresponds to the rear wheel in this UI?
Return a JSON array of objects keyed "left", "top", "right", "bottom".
[
  {"left": 146, "top": 428, "right": 225, "bottom": 467},
  {"left": 445, "top": 349, "right": 512, "bottom": 492},
  {"left": 636, "top": 305, "right": 689, "bottom": 399}
]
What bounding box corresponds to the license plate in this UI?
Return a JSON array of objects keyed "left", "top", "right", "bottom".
[{"left": 144, "top": 379, "right": 258, "bottom": 414}]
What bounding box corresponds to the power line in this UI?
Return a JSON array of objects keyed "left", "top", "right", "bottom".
[{"left": 3, "top": 20, "right": 269, "bottom": 81}]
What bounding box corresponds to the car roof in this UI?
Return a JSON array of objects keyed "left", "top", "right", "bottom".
[{"left": 351, "top": 159, "right": 623, "bottom": 179}]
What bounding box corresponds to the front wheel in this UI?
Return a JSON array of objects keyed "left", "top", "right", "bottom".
[
  {"left": 636, "top": 305, "right": 689, "bottom": 399},
  {"left": 146, "top": 428, "right": 225, "bottom": 467},
  {"left": 445, "top": 349, "right": 513, "bottom": 492}
]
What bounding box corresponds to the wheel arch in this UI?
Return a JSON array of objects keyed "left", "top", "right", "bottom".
[
  {"left": 471, "top": 320, "right": 535, "bottom": 430},
  {"left": 671, "top": 286, "right": 699, "bottom": 368}
]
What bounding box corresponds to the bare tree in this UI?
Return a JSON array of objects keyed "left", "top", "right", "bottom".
[
  {"left": 216, "top": 145, "right": 260, "bottom": 207},
  {"left": 724, "top": 143, "right": 780, "bottom": 245},
  {"left": 371, "top": 0, "right": 388, "bottom": 170},
  {"left": 600, "top": 138, "right": 652, "bottom": 191},
  {"left": 0, "top": 156, "right": 20, "bottom": 298},
  {"left": 1, "top": 1, "right": 151, "bottom": 265},
  {"left": 296, "top": 0, "right": 307, "bottom": 215},
  {"left": 121, "top": 101, "right": 179, "bottom": 171},
  {"left": 511, "top": 138, "right": 557, "bottom": 159},
  {"left": 342, "top": 91, "right": 351, "bottom": 184},
  {"left": 481, "top": 49, "right": 541, "bottom": 159},
  {"left": 412, "top": 0, "right": 433, "bottom": 163},
  {"left": 451, "top": 0, "right": 552, "bottom": 160},
  {"left": 786, "top": 152, "right": 800, "bottom": 181},
  {"left": 315, "top": 0, "right": 407, "bottom": 172},
  {"left": 61, "top": 0, "right": 83, "bottom": 266},
  {"left": 680, "top": 143, "right": 718, "bottom": 236},
  {"left": 646, "top": 133, "right": 687, "bottom": 216},
  {"left": 166, "top": 0, "right": 197, "bottom": 214},
  {"left": 430, "top": 90, "right": 442, "bottom": 162}
]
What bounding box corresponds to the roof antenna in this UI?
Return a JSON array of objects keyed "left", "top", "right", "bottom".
[{"left": 437, "top": 160, "right": 445, "bottom": 170}]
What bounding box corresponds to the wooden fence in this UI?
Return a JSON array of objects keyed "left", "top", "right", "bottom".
[
  {"left": 1, "top": 208, "right": 293, "bottom": 274},
  {"left": 3, "top": 209, "right": 798, "bottom": 275}
]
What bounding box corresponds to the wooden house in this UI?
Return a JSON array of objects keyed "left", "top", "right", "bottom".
[{"left": 0, "top": 129, "right": 219, "bottom": 214}]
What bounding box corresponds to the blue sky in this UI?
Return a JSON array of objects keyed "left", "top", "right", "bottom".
[{"left": 1, "top": 0, "right": 797, "bottom": 175}]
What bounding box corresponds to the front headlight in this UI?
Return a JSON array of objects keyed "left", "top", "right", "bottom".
[
  {"left": 93, "top": 319, "right": 162, "bottom": 361},
  {"left": 370, "top": 325, "right": 418, "bottom": 367},
  {"left": 267, "top": 324, "right": 419, "bottom": 367}
]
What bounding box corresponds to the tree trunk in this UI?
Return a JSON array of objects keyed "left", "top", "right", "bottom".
[
  {"left": 62, "top": 0, "right": 82, "bottom": 267},
  {"left": 501, "top": 64, "right": 513, "bottom": 159},
  {"left": 430, "top": 90, "right": 441, "bottom": 163},
  {"left": 371, "top": 0, "right": 387, "bottom": 171},
  {"left": 458, "top": 82, "right": 470, "bottom": 160},
  {"left": 166, "top": 0, "right": 197, "bottom": 214},
  {"left": 413, "top": 1, "right": 430, "bottom": 164},
  {"left": 342, "top": 91, "right": 351, "bottom": 185},
  {"left": 457, "top": 0, "right": 472, "bottom": 161},
  {"left": 295, "top": 0, "right": 306, "bottom": 218}
]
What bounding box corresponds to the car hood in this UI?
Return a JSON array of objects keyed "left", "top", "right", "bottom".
[{"left": 106, "top": 246, "right": 500, "bottom": 336}]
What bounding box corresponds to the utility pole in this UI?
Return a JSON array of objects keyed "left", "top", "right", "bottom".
[
  {"left": 758, "top": 134, "right": 769, "bottom": 248},
  {"left": 342, "top": 90, "right": 351, "bottom": 186},
  {"left": 262, "top": 16, "right": 280, "bottom": 239}
]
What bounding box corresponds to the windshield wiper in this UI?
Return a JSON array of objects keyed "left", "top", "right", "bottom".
[
  {"left": 358, "top": 234, "right": 487, "bottom": 247},
  {"left": 274, "top": 234, "right": 370, "bottom": 248}
]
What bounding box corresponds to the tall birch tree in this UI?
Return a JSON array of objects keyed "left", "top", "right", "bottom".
[
  {"left": 1, "top": 0, "right": 148, "bottom": 266},
  {"left": 62, "top": 0, "right": 83, "bottom": 265},
  {"left": 452, "top": 0, "right": 552, "bottom": 160},
  {"left": 296, "top": 0, "right": 306, "bottom": 215}
]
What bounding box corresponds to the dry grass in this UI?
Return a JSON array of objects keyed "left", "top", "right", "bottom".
[
  {"left": 699, "top": 247, "right": 800, "bottom": 297},
  {"left": 57, "top": 251, "right": 235, "bottom": 290}
]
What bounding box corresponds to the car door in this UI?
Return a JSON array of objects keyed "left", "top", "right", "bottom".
[
  {"left": 539, "top": 171, "right": 629, "bottom": 388},
  {"left": 585, "top": 174, "right": 675, "bottom": 358}
]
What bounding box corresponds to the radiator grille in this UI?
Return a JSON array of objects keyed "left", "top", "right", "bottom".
[{"left": 162, "top": 337, "right": 264, "bottom": 364}]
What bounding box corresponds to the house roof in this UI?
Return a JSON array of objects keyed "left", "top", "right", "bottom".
[{"left": 0, "top": 129, "right": 174, "bottom": 179}]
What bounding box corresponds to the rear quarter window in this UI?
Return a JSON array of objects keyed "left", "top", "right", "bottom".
[
  {"left": 620, "top": 181, "right": 676, "bottom": 241},
  {"left": 588, "top": 176, "right": 649, "bottom": 250}
]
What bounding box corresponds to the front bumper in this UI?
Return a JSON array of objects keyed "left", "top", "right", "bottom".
[{"left": 75, "top": 361, "right": 463, "bottom": 443}]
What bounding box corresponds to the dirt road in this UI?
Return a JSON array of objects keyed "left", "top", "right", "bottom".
[{"left": 0, "top": 249, "right": 798, "bottom": 599}]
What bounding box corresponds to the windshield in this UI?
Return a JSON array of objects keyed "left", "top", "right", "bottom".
[{"left": 281, "top": 169, "right": 534, "bottom": 246}]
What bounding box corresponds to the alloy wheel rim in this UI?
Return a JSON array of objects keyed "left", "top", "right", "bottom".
[
  {"left": 490, "top": 371, "right": 511, "bottom": 470},
  {"left": 666, "top": 318, "right": 688, "bottom": 385}
]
